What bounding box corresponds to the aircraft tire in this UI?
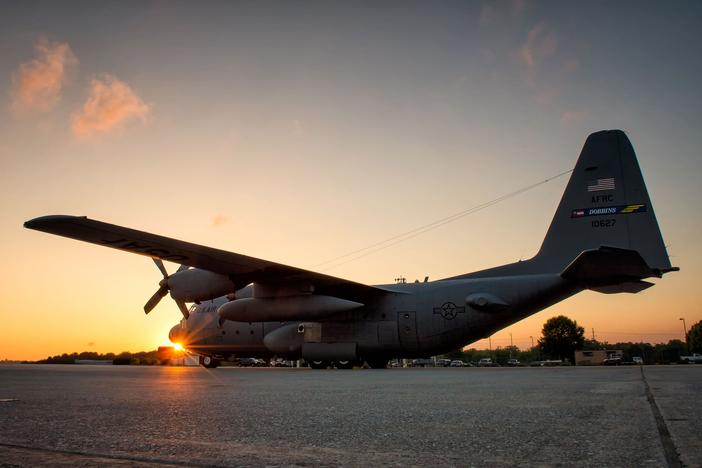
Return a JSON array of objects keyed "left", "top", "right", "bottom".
[
  {"left": 366, "top": 358, "right": 388, "bottom": 369},
  {"left": 335, "top": 360, "right": 355, "bottom": 369},
  {"left": 200, "top": 355, "right": 220, "bottom": 369},
  {"left": 309, "top": 360, "right": 330, "bottom": 369}
]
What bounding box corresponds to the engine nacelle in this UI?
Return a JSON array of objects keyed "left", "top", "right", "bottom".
[
  {"left": 167, "top": 268, "right": 236, "bottom": 303},
  {"left": 217, "top": 295, "right": 363, "bottom": 322}
]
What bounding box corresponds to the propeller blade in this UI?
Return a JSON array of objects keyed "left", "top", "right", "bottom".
[
  {"left": 146, "top": 259, "right": 191, "bottom": 318},
  {"left": 144, "top": 285, "right": 168, "bottom": 314},
  {"left": 152, "top": 258, "right": 168, "bottom": 278},
  {"left": 176, "top": 300, "right": 190, "bottom": 320}
]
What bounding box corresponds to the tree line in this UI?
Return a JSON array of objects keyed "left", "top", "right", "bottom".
[
  {"left": 33, "top": 350, "right": 162, "bottom": 365},
  {"left": 442, "top": 316, "right": 702, "bottom": 365}
]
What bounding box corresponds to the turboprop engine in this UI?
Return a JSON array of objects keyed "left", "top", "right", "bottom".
[
  {"left": 144, "top": 259, "right": 236, "bottom": 318},
  {"left": 217, "top": 295, "right": 363, "bottom": 322}
]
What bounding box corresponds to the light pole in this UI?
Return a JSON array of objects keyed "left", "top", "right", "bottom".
[
  {"left": 680, "top": 318, "right": 688, "bottom": 352},
  {"left": 509, "top": 333, "right": 514, "bottom": 359},
  {"left": 530, "top": 336, "right": 534, "bottom": 348}
]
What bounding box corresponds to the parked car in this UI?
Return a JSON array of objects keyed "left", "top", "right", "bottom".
[
  {"left": 632, "top": 356, "right": 643, "bottom": 365},
  {"left": 239, "top": 357, "right": 267, "bottom": 367},
  {"left": 541, "top": 359, "right": 564, "bottom": 366},
  {"left": 450, "top": 360, "right": 465, "bottom": 367},
  {"left": 506, "top": 358, "right": 520, "bottom": 367},
  {"left": 478, "top": 358, "right": 494, "bottom": 367},
  {"left": 271, "top": 358, "right": 293, "bottom": 367},
  {"left": 680, "top": 353, "right": 702, "bottom": 363},
  {"left": 411, "top": 358, "right": 434, "bottom": 367},
  {"left": 436, "top": 358, "right": 452, "bottom": 367}
]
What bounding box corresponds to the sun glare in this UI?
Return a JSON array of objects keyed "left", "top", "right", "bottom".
[{"left": 173, "top": 343, "right": 184, "bottom": 352}]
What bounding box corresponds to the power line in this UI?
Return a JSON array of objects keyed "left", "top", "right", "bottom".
[
  {"left": 596, "top": 331, "right": 683, "bottom": 336},
  {"left": 316, "top": 168, "right": 573, "bottom": 271}
]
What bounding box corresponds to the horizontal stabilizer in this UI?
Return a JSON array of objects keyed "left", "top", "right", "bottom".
[{"left": 561, "top": 246, "right": 660, "bottom": 288}]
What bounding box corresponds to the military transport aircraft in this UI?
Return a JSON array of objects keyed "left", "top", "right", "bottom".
[{"left": 25, "top": 130, "right": 677, "bottom": 369}]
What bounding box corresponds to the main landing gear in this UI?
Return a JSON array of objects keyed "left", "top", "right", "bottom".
[
  {"left": 365, "top": 358, "right": 389, "bottom": 369},
  {"left": 309, "top": 360, "right": 331, "bottom": 369},
  {"left": 200, "top": 355, "right": 220, "bottom": 369},
  {"left": 307, "top": 359, "right": 388, "bottom": 369}
]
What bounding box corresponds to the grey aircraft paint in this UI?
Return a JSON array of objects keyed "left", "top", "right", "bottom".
[{"left": 25, "top": 130, "right": 677, "bottom": 369}]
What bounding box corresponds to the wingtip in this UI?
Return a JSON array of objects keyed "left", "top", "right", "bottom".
[{"left": 24, "top": 215, "right": 87, "bottom": 230}]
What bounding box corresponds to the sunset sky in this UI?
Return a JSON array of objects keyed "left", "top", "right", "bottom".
[{"left": 1, "top": 1, "right": 701, "bottom": 360}]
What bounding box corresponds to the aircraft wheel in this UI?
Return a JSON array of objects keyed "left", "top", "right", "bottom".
[
  {"left": 335, "top": 360, "right": 355, "bottom": 370},
  {"left": 200, "top": 355, "right": 220, "bottom": 369},
  {"left": 366, "top": 358, "right": 388, "bottom": 369},
  {"left": 309, "top": 360, "right": 330, "bottom": 369}
]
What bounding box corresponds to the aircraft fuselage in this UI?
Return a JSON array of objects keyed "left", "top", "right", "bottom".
[{"left": 172, "top": 274, "right": 580, "bottom": 363}]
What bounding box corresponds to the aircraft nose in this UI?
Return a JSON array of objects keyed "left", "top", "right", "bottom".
[{"left": 169, "top": 323, "right": 184, "bottom": 343}]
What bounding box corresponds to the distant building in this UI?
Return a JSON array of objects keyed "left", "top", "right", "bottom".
[
  {"left": 575, "top": 350, "right": 623, "bottom": 366},
  {"left": 168, "top": 354, "right": 200, "bottom": 366},
  {"left": 157, "top": 346, "right": 199, "bottom": 366}
]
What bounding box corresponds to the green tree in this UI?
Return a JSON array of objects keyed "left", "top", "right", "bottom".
[
  {"left": 652, "top": 339, "right": 686, "bottom": 363},
  {"left": 687, "top": 320, "right": 702, "bottom": 354},
  {"left": 538, "top": 315, "right": 585, "bottom": 362}
]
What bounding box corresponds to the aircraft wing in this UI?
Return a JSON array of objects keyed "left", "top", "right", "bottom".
[{"left": 24, "top": 215, "right": 391, "bottom": 302}]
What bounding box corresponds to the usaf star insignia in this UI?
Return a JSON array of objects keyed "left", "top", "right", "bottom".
[{"left": 433, "top": 301, "right": 466, "bottom": 320}]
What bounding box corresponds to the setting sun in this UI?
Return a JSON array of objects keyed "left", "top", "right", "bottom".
[{"left": 172, "top": 343, "right": 184, "bottom": 352}]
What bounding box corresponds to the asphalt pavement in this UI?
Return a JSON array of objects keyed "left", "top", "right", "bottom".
[{"left": 0, "top": 364, "right": 700, "bottom": 467}]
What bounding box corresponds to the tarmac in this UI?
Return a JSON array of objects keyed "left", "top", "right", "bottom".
[{"left": 0, "top": 364, "right": 700, "bottom": 467}]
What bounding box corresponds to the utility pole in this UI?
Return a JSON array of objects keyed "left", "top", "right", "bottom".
[
  {"left": 509, "top": 333, "right": 513, "bottom": 359},
  {"left": 591, "top": 328, "right": 596, "bottom": 342},
  {"left": 679, "top": 318, "right": 688, "bottom": 352},
  {"left": 530, "top": 336, "right": 534, "bottom": 348}
]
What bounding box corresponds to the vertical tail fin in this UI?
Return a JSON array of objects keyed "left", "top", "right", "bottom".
[
  {"left": 454, "top": 129, "right": 674, "bottom": 280},
  {"left": 534, "top": 129, "right": 672, "bottom": 273}
]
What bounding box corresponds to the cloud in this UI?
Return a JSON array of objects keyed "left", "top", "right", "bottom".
[
  {"left": 211, "top": 214, "right": 228, "bottom": 227},
  {"left": 87, "top": 342, "right": 95, "bottom": 347},
  {"left": 518, "top": 23, "right": 558, "bottom": 68},
  {"left": 71, "top": 74, "right": 150, "bottom": 137},
  {"left": 560, "top": 110, "right": 589, "bottom": 127},
  {"left": 10, "top": 37, "right": 77, "bottom": 113}
]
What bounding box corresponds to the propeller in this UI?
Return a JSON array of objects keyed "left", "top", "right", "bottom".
[{"left": 144, "top": 259, "right": 191, "bottom": 318}]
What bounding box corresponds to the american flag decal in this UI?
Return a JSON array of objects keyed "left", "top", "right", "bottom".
[{"left": 587, "top": 177, "right": 615, "bottom": 192}]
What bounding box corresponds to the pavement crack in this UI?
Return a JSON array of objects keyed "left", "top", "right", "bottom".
[{"left": 640, "top": 367, "right": 683, "bottom": 468}]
